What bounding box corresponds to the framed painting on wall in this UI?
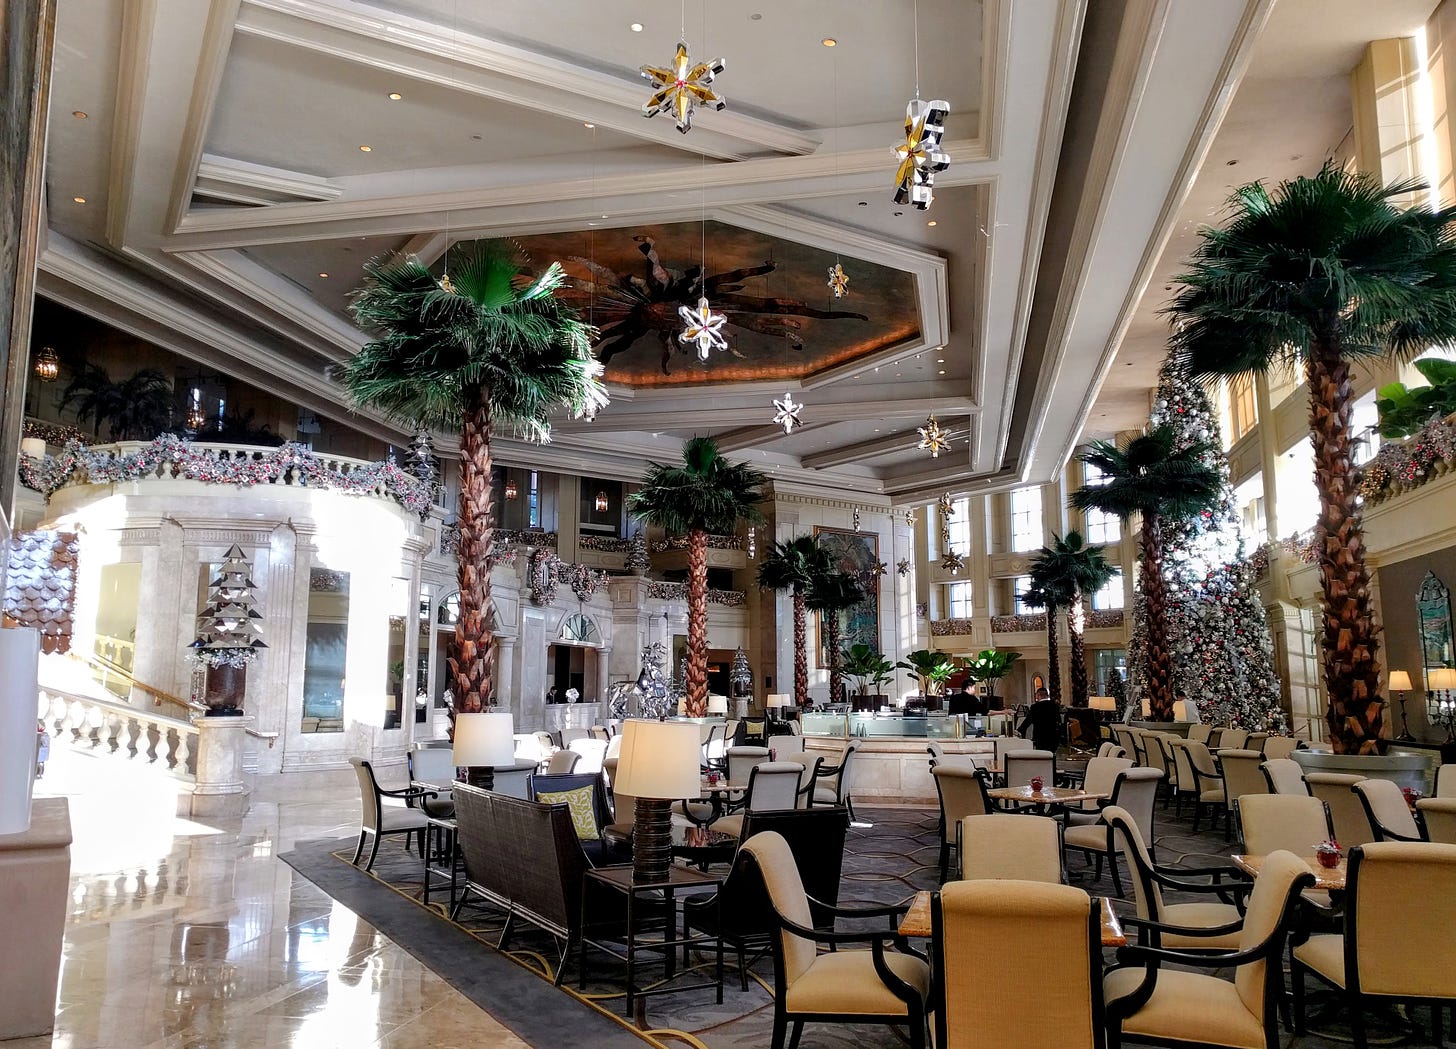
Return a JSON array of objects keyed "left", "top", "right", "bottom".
[{"left": 813, "top": 526, "right": 880, "bottom": 662}]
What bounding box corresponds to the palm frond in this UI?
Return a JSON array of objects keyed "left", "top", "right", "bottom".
[{"left": 627, "top": 436, "right": 767, "bottom": 537}]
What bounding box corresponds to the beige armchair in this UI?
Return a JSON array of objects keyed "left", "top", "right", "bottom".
[
  {"left": 1261, "top": 736, "right": 1300, "bottom": 760},
  {"left": 1438, "top": 764, "right": 1456, "bottom": 799},
  {"left": 933, "top": 880, "right": 1104, "bottom": 1049},
  {"left": 1236, "top": 793, "right": 1334, "bottom": 855},
  {"left": 1416, "top": 797, "right": 1456, "bottom": 844},
  {"left": 1105, "top": 850, "right": 1315, "bottom": 1049},
  {"left": 932, "top": 764, "right": 994, "bottom": 881},
  {"left": 812, "top": 741, "right": 860, "bottom": 821},
  {"left": 1104, "top": 805, "right": 1248, "bottom": 951},
  {"left": 958, "top": 814, "right": 1063, "bottom": 883},
  {"left": 1292, "top": 842, "right": 1456, "bottom": 1049},
  {"left": 741, "top": 830, "right": 930, "bottom": 1049},
  {"left": 1064, "top": 767, "right": 1162, "bottom": 896},
  {"left": 1352, "top": 779, "right": 1424, "bottom": 842},
  {"left": 1307, "top": 772, "right": 1374, "bottom": 847},
  {"left": 348, "top": 758, "right": 434, "bottom": 872},
  {"left": 1218, "top": 750, "right": 1270, "bottom": 826},
  {"left": 1260, "top": 758, "right": 1308, "bottom": 796}
]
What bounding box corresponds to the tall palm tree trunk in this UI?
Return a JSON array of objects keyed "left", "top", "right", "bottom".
[
  {"left": 683, "top": 526, "right": 709, "bottom": 716},
  {"left": 1308, "top": 346, "right": 1383, "bottom": 753},
  {"left": 1044, "top": 609, "right": 1062, "bottom": 705},
  {"left": 1068, "top": 589, "right": 1089, "bottom": 708},
  {"left": 1140, "top": 514, "right": 1175, "bottom": 721},
  {"left": 792, "top": 586, "right": 809, "bottom": 706},
  {"left": 826, "top": 613, "right": 843, "bottom": 706},
  {"left": 449, "top": 392, "right": 494, "bottom": 715}
]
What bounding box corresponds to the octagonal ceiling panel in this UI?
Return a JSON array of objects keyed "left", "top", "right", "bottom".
[{"left": 508, "top": 219, "right": 918, "bottom": 388}]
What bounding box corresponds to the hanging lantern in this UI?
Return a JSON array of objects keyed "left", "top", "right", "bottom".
[
  {"left": 33, "top": 346, "right": 59, "bottom": 382},
  {"left": 594, "top": 490, "right": 609, "bottom": 513},
  {"left": 186, "top": 403, "right": 206, "bottom": 431},
  {"left": 504, "top": 478, "right": 518, "bottom": 500}
]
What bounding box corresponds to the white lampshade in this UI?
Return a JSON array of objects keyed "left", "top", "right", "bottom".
[
  {"left": 1089, "top": 696, "right": 1117, "bottom": 712},
  {"left": 1389, "top": 670, "right": 1413, "bottom": 692},
  {"left": 452, "top": 711, "right": 515, "bottom": 768},
  {"left": 767, "top": 692, "right": 792, "bottom": 708},
  {"left": 1428, "top": 667, "right": 1456, "bottom": 691},
  {"left": 613, "top": 719, "right": 701, "bottom": 801},
  {"left": 706, "top": 695, "right": 729, "bottom": 715}
]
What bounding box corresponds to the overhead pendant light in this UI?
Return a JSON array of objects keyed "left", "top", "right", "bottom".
[
  {"left": 33, "top": 346, "right": 59, "bottom": 382},
  {"left": 594, "top": 490, "right": 610, "bottom": 513},
  {"left": 504, "top": 478, "right": 518, "bottom": 501}
]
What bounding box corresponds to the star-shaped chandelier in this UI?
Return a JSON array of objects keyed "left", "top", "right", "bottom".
[
  {"left": 892, "top": 98, "right": 951, "bottom": 210},
  {"left": 917, "top": 414, "right": 951, "bottom": 458},
  {"left": 772, "top": 391, "right": 803, "bottom": 434},
  {"left": 827, "top": 262, "right": 850, "bottom": 299},
  {"left": 641, "top": 42, "right": 726, "bottom": 133},
  {"left": 678, "top": 296, "right": 729, "bottom": 359}
]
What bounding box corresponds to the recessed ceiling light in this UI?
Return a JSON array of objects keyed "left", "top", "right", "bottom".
[
  {"left": 387, "top": 92, "right": 402, "bottom": 101},
  {"left": 71, "top": 111, "right": 87, "bottom": 119},
  {"left": 319, "top": 272, "right": 329, "bottom": 278},
  {"left": 1226, "top": 159, "right": 1238, "bottom": 166},
  {"left": 894, "top": 210, "right": 904, "bottom": 216},
  {"left": 927, "top": 220, "right": 937, "bottom": 227},
  {"left": 750, "top": 12, "right": 763, "bottom": 19},
  {"left": 822, "top": 37, "right": 837, "bottom": 46},
  {"left": 936, "top": 358, "right": 945, "bottom": 363},
  {"left": 938, "top": 370, "right": 946, "bottom": 375},
  {"left": 71, "top": 196, "right": 86, "bottom": 204},
  {"left": 583, "top": 122, "right": 595, "bottom": 128},
  {"left": 630, "top": 22, "right": 644, "bottom": 31},
  {"left": 359, "top": 144, "right": 372, "bottom": 152}
]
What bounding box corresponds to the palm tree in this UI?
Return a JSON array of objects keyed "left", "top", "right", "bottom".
[
  {"left": 60, "top": 365, "right": 175, "bottom": 441},
  {"left": 628, "top": 436, "right": 766, "bottom": 715},
  {"left": 1019, "top": 580, "right": 1067, "bottom": 706},
  {"left": 1071, "top": 427, "right": 1222, "bottom": 721},
  {"left": 1029, "top": 531, "right": 1115, "bottom": 708},
  {"left": 345, "top": 243, "right": 606, "bottom": 714},
  {"left": 756, "top": 535, "right": 830, "bottom": 707},
  {"left": 1168, "top": 165, "right": 1456, "bottom": 753},
  {"left": 805, "top": 569, "right": 866, "bottom": 706}
]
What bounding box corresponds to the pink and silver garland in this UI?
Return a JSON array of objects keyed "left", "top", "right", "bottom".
[
  {"left": 20, "top": 435, "right": 433, "bottom": 516},
  {"left": 528, "top": 548, "right": 608, "bottom": 605}
]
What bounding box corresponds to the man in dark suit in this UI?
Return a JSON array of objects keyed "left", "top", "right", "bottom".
[
  {"left": 949, "top": 682, "right": 987, "bottom": 716},
  {"left": 1019, "top": 687, "right": 1062, "bottom": 752}
]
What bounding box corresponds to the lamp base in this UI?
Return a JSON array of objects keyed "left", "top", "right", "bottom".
[
  {"left": 632, "top": 798, "right": 673, "bottom": 885},
  {"left": 1395, "top": 697, "right": 1415, "bottom": 742},
  {"left": 463, "top": 766, "right": 496, "bottom": 791}
]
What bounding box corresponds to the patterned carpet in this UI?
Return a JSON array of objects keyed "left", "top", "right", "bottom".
[{"left": 283, "top": 797, "right": 1446, "bottom": 1049}]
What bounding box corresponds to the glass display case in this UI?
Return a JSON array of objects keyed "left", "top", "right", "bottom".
[{"left": 800, "top": 711, "right": 973, "bottom": 739}]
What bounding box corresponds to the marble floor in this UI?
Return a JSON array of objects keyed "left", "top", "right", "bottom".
[{"left": 17, "top": 742, "right": 530, "bottom": 1049}]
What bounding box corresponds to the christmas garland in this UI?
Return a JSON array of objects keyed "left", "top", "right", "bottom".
[
  {"left": 648, "top": 533, "right": 744, "bottom": 553},
  {"left": 1360, "top": 412, "right": 1456, "bottom": 504},
  {"left": 578, "top": 536, "right": 634, "bottom": 552},
  {"left": 20, "top": 435, "right": 433, "bottom": 516},
  {"left": 989, "top": 613, "right": 1047, "bottom": 634},
  {"left": 930, "top": 617, "right": 976, "bottom": 637},
  {"left": 528, "top": 548, "right": 608, "bottom": 605},
  {"left": 643, "top": 581, "right": 746, "bottom": 607}
]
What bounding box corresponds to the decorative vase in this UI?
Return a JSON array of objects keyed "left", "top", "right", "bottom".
[
  {"left": 1029, "top": 776, "right": 1044, "bottom": 793},
  {"left": 1315, "top": 848, "right": 1341, "bottom": 869},
  {"left": 203, "top": 663, "right": 247, "bottom": 717}
]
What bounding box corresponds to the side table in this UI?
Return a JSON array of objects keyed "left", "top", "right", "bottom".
[
  {"left": 580, "top": 864, "right": 724, "bottom": 1021},
  {"left": 422, "top": 815, "right": 460, "bottom": 912}
]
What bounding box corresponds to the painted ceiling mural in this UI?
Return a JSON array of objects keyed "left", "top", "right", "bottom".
[{"left": 508, "top": 221, "right": 920, "bottom": 388}]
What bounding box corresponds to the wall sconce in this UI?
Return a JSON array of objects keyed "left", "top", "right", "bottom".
[
  {"left": 1388, "top": 669, "right": 1414, "bottom": 741},
  {"left": 594, "top": 490, "right": 609, "bottom": 513},
  {"left": 504, "top": 478, "right": 518, "bottom": 500},
  {"left": 33, "top": 346, "right": 59, "bottom": 382},
  {"left": 1426, "top": 667, "right": 1456, "bottom": 742}
]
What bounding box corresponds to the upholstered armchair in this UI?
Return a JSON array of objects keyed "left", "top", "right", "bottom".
[
  {"left": 1104, "top": 850, "right": 1315, "bottom": 1049},
  {"left": 1180, "top": 740, "right": 1228, "bottom": 834},
  {"left": 348, "top": 757, "right": 434, "bottom": 871},
  {"left": 1307, "top": 773, "right": 1374, "bottom": 847},
  {"left": 1063, "top": 767, "right": 1162, "bottom": 896},
  {"left": 713, "top": 763, "right": 804, "bottom": 838},
  {"left": 933, "top": 880, "right": 1104, "bottom": 1049},
  {"left": 1260, "top": 758, "right": 1308, "bottom": 796},
  {"left": 1104, "top": 805, "right": 1250, "bottom": 951},
  {"left": 812, "top": 741, "right": 861, "bottom": 821},
  {"left": 1416, "top": 797, "right": 1456, "bottom": 844},
  {"left": 741, "top": 830, "right": 930, "bottom": 1049},
  {"left": 958, "top": 814, "right": 1063, "bottom": 883},
  {"left": 931, "top": 764, "right": 995, "bottom": 881},
  {"left": 1292, "top": 842, "right": 1456, "bottom": 1049},
  {"left": 1352, "top": 779, "right": 1425, "bottom": 842}
]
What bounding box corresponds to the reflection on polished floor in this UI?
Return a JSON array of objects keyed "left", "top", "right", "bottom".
[{"left": 17, "top": 744, "right": 529, "bottom": 1049}]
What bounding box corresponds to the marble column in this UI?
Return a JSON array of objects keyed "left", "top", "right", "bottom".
[
  {"left": 190, "top": 715, "right": 254, "bottom": 818},
  {"left": 496, "top": 636, "right": 516, "bottom": 714},
  {"left": 0, "top": 0, "right": 55, "bottom": 516}
]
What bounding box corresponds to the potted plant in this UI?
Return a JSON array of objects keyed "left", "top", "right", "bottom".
[
  {"left": 842, "top": 643, "right": 896, "bottom": 704},
  {"left": 962, "top": 648, "right": 1022, "bottom": 709},
  {"left": 895, "top": 649, "right": 960, "bottom": 698}
]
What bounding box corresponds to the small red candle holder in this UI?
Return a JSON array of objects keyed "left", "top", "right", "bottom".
[
  {"left": 1314, "top": 840, "right": 1342, "bottom": 869},
  {"left": 1029, "top": 776, "right": 1045, "bottom": 793}
]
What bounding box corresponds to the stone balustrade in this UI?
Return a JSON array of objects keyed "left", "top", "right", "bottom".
[{"left": 37, "top": 687, "right": 197, "bottom": 778}]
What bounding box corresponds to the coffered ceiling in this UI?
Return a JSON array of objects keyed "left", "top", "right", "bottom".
[{"left": 39, "top": 0, "right": 1280, "bottom": 503}]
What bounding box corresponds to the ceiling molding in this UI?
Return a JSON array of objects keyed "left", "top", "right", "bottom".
[
  {"left": 237, "top": 0, "right": 821, "bottom": 160},
  {"left": 163, "top": 0, "right": 244, "bottom": 234},
  {"left": 194, "top": 153, "right": 344, "bottom": 204}
]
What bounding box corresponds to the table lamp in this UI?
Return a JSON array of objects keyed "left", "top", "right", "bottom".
[
  {"left": 452, "top": 711, "right": 515, "bottom": 789},
  {"left": 706, "top": 695, "right": 729, "bottom": 716},
  {"left": 1088, "top": 696, "right": 1117, "bottom": 713},
  {"left": 613, "top": 718, "right": 701, "bottom": 884},
  {"left": 1426, "top": 667, "right": 1456, "bottom": 742},
  {"left": 1388, "top": 669, "right": 1414, "bottom": 741}
]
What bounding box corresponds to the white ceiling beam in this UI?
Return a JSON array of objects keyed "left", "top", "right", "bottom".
[
  {"left": 802, "top": 429, "right": 926, "bottom": 470},
  {"left": 195, "top": 153, "right": 343, "bottom": 203},
  {"left": 236, "top": 0, "right": 820, "bottom": 161},
  {"left": 551, "top": 395, "right": 978, "bottom": 436}
]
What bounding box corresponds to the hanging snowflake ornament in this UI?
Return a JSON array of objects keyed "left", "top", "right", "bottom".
[
  {"left": 772, "top": 391, "right": 803, "bottom": 434},
  {"left": 641, "top": 42, "right": 726, "bottom": 133},
  {"left": 917, "top": 414, "right": 951, "bottom": 458},
  {"left": 827, "top": 261, "right": 851, "bottom": 299},
  {"left": 438, "top": 273, "right": 457, "bottom": 295},
  {"left": 941, "top": 548, "right": 964, "bottom": 575},
  {"left": 896, "top": 557, "right": 912, "bottom": 577},
  {"left": 937, "top": 492, "right": 954, "bottom": 518},
  {"left": 678, "top": 296, "right": 729, "bottom": 359},
  {"left": 905, "top": 509, "right": 917, "bottom": 526},
  {"left": 892, "top": 97, "right": 951, "bottom": 210},
  {"left": 853, "top": 507, "right": 862, "bottom": 532}
]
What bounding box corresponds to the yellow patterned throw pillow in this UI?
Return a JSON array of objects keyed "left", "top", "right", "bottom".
[{"left": 538, "top": 786, "right": 600, "bottom": 840}]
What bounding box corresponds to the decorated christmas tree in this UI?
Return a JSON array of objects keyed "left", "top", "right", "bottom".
[
  {"left": 1125, "top": 357, "right": 1287, "bottom": 729},
  {"left": 189, "top": 544, "right": 267, "bottom": 715}
]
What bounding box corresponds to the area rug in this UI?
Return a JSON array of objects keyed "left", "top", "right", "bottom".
[{"left": 282, "top": 803, "right": 1433, "bottom": 1049}]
